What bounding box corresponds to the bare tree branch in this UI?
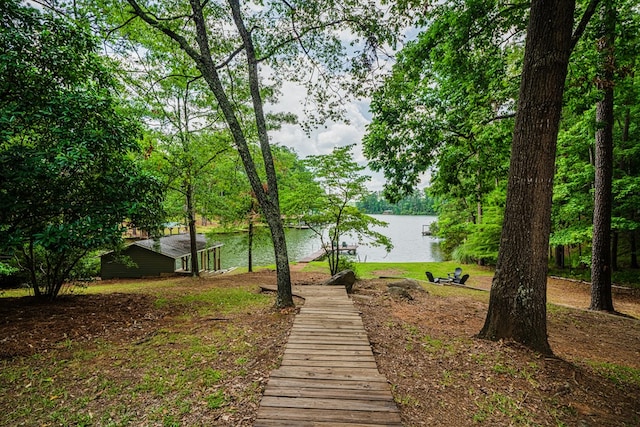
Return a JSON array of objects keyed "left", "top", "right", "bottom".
[
  {"left": 126, "top": 0, "right": 204, "bottom": 67},
  {"left": 106, "top": 14, "right": 139, "bottom": 40},
  {"left": 571, "top": 0, "right": 601, "bottom": 51},
  {"left": 215, "top": 44, "right": 246, "bottom": 69},
  {"left": 196, "top": 147, "right": 229, "bottom": 173}
]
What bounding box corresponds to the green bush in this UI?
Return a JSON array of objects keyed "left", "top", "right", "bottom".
[
  {"left": 337, "top": 256, "right": 359, "bottom": 279},
  {"left": 69, "top": 251, "right": 101, "bottom": 281}
]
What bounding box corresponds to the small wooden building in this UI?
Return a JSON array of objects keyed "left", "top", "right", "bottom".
[{"left": 101, "top": 234, "right": 222, "bottom": 279}]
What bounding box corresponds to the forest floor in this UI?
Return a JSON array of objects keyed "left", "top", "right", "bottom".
[{"left": 1, "top": 269, "right": 639, "bottom": 426}]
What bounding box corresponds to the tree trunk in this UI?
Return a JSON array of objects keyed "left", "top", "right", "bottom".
[
  {"left": 331, "top": 242, "right": 340, "bottom": 276},
  {"left": 611, "top": 231, "right": 618, "bottom": 271},
  {"left": 555, "top": 245, "right": 565, "bottom": 268},
  {"left": 126, "top": 0, "right": 294, "bottom": 306},
  {"left": 264, "top": 210, "right": 293, "bottom": 307},
  {"left": 25, "top": 239, "right": 41, "bottom": 298},
  {"left": 620, "top": 105, "right": 637, "bottom": 270},
  {"left": 248, "top": 213, "right": 254, "bottom": 273},
  {"left": 631, "top": 231, "right": 638, "bottom": 269},
  {"left": 590, "top": 2, "right": 615, "bottom": 312},
  {"left": 478, "top": 0, "right": 576, "bottom": 355},
  {"left": 228, "top": 0, "right": 293, "bottom": 307},
  {"left": 186, "top": 181, "right": 200, "bottom": 277}
]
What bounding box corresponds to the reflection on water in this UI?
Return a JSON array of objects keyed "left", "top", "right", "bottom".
[
  {"left": 357, "top": 215, "right": 443, "bottom": 263},
  {"left": 209, "top": 227, "right": 321, "bottom": 269},
  {"left": 208, "top": 215, "right": 442, "bottom": 268}
]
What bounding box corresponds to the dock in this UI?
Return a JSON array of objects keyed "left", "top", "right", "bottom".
[
  {"left": 298, "top": 249, "right": 326, "bottom": 263},
  {"left": 298, "top": 244, "right": 358, "bottom": 263},
  {"left": 254, "top": 286, "right": 402, "bottom": 426},
  {"left": 326, "top": 243, "right": 358, "bottom": 255}
]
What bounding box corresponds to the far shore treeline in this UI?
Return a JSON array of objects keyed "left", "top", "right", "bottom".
[{"left": 357, "top": 191, "right": 437, "bottom": 216}]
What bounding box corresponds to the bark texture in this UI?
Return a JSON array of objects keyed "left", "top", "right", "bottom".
[
  {"left": 187, "top": 182, "right": 200, "bottom": 277},
  {"left": 478, "top": 0, "right": 576, "bottom": 355},
  {"left": 555, "top": 245, "right": 565, "bottom": 269},
  {"left": 631, "top": 232, "right": 638, "bottom": 269},
  {"left": 228, "top": 0, "right": 293, "bottom": 307},
  {"left": 590, "top": 2, "right": 616, "bottom": 312}
]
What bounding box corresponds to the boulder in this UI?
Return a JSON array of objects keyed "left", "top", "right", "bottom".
[
  {"left": 323, "top": 269, "right": 356, "bottom": 293},
  {"left": 386, "top": 279, "right": 426, "bottom": 293},
  {"left": 388, "top": 286, "right": 414, "bottom": 301}
]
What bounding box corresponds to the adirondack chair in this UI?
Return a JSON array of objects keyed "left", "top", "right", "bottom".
[
  {"left": 454, "top": 274, "right": 469, "bottom": 285},
  {"left": 448, "top": 267, "right": 463, "bottom": 281},
  {"left": 426, "top": 271, "right": 452, "bottom": 284},
  {"left": 426, "top": 271, "right": 438, "bottom": 283}
]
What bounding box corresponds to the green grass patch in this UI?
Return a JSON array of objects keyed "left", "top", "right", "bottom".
[
  {"left": 493, "top": 362, "right": 518, "bottom": 376},
  {"left": 304, "top": 261, "right": 493, "bottom": 301},
  {"left": 206, "top": 390, "right": 227, "bottom": 409},
  {"left": 353, "top": 261, "right": 493, "bottom": 281},
  {"left": 394, "top": 393, "right": 421, "bottom": 407},
  {"left": 176, "top": 287, "right": 270, "bottom": 314},
  {"left": 440, "top": 369, "right": 455, "bottom": 387},
  {"left": 473, "top": 392, "right": 535, "bottom": 425},
  {"left": 548, "top": 266, "right": 640, "bottom": 289},
  {"left": 0, "top": 276, "right": 281, "bottom": 427},
  {"left": 0, "top": 278, "right": 192, "bottom": 298},
  {"left": 296, "top": 261, "right": 330, "bottom": 273},
  {"left": 490, "top": 360, "right": 540, "bottom": 387},
  {"left": 421, "top": 335, "right": 445, "bottom": 352},
  {"left": 546, "top": 303, "right": 572, "bottom": 315},
  {"left": 588, "top": 362, "right": 640, "bottom": 387}
]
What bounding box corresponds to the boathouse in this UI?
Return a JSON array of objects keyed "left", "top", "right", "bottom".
[{"left": 100, "top": 234, "right": 222, "bottom": 279}]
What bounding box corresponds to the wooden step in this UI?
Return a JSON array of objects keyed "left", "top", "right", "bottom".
[{"left": 254, "top": 286, "right": 402, "bottom": 426}]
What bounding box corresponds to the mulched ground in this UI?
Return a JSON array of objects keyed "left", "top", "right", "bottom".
[
  {"left": 353, "top": 277, "right": 640, "bottom": 426},
  {"left": 0, "top": 292, "right": 163, "bottom": 359},
  {"left": 1, "top": 270, "right": 639, "bottom": 426}
]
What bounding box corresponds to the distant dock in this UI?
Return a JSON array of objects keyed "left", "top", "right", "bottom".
[
  {"left": 298, "top": 244, "right": 358, "bottom": 263},
  {"left": 298, "top": 249, "right": 326, "bottom": 263}
]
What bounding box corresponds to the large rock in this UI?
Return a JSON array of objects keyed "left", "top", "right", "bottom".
[
  {"left": 388, "top": 286, "right": 414, "bottom": 301},
  {"left": 386, "top": 278, "right": 426, "bottom": 292},
  {"left": 323, "top": 269, "right": 356, "bottom": 293}
]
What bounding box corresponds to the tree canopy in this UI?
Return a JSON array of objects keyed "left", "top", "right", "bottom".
[
  {"left": 0, "top": 1, "right": 164, "bottom": 299},
  {"left": 365, "top": 0, "right": 639, "bottom": 274},
  {"left": 302, "top": 145, "right": 392, "bottom": 275},
  {"left": 72, "top": 0, "right": 398, "bottom": 308},
  {"left": 362, "top": 0, "right": 640, "bottom": 353},
  {"left": 357, "top": 190, "right": 437, "bottom": 215}
]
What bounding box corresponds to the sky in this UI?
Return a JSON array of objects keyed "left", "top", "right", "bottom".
[
  {"left": 266, "top": 26, "right": 424, "bottom": 193},
  {"left": 267, "top": 80, "right": 389, "bottom": 190}
]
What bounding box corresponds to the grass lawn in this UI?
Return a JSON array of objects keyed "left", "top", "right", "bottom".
[
  {"left": 0, "top": 274, "right": 292, "bottom": 427},
  {"left": 1, "top": 261, "right": 638, "bottom": 426}
]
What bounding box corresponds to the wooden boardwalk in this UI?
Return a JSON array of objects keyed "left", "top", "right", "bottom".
[{"left": 254, "top": 286, "right": 402, "bottom": 426}]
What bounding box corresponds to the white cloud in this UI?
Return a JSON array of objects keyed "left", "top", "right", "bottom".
[
  {"left": 269, "top": 95, "right": 396, "bottom": 191},
  {"left": 268, "top": 77, "right": 372, "bottom": 155},
  {"left": 262, "top": 20, "right": 420, "bottom": 193},
  {"left": 317, "top": 123, "right": 360, "bottom": 149}
]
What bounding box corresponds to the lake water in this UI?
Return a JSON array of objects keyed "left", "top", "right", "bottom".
[{"left": 211, "top": 214, "right": 442, "bottom": 269}]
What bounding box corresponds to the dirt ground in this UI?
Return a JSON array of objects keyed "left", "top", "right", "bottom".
[
  {"left": 354, "top": 274, "right": 640, "bottom": 426},
  {"left": 1, "top": 270, "right": 639, "bottom": 426}
]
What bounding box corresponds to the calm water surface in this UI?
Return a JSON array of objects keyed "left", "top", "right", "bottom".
[{"left": 211, "top": 214, "right": 442, "bottom": 269}]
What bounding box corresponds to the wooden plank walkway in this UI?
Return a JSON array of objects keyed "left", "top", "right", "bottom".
[{"left": 254, "top": 286, "right": 402, "bottom": 426}]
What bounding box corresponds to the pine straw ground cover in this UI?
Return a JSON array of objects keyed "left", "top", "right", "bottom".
[
  {"left": 0, "top": 269, "right": 639, "bottom": 426},
  {"left": 354, "top": 276, "right": 640, "bottom": 427}
]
